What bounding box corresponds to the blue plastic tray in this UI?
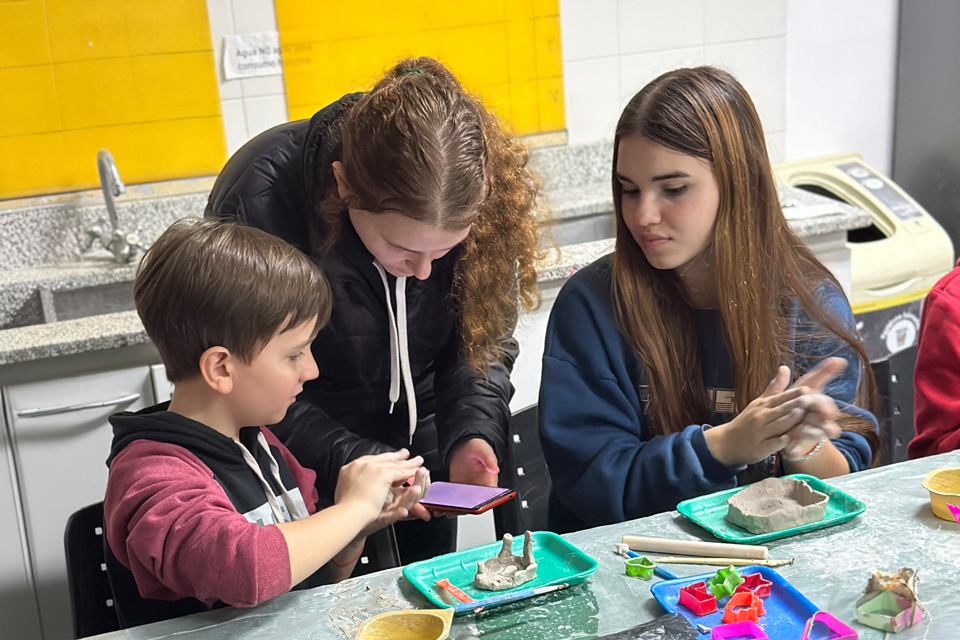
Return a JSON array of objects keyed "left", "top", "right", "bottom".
[
  {"left": 650, "top": 566, "right": 819, "bottom": 638},
  {"left": 676, "top": 474, "right": 867, "bottom": 544},
  {"left": 402, "top": 531, "right": 598, "bottom": 611}
]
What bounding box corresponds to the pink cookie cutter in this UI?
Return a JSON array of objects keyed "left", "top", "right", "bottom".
[
  {"left": 801, "top": 611, "right": 858, "bottom": 639},
  {"left": 722, "top": 590, "right": 765, "bottom": 624},
  {"left": 711, "top": 620, "right": 768, "bottom": 640},
  {"left": 948, "top": 503, "right": 960, "bottom": 525},
  {"left": 734, "top": 572, "right": 773, "bottom": 599},
  {"left": 678, "top": 581, "right": 717, "bottom": 616}
]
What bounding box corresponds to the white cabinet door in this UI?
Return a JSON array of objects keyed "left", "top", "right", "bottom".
[
  {"left": 4, "top": 367, "right": 153, "bottom": 640},
  {"left": 0, "top": 397, "right": 43, "bottom": 640}
]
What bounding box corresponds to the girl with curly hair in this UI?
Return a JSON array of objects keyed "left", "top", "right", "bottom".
[
  {"left": 206, "top": 57, "right": 542, "bottom": 561},
  {"left": 539, "top": 67, "right": 879, "bottom": 533}
]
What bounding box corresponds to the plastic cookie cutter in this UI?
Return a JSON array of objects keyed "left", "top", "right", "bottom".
[
  {"left": 734, "top": 572, "right": 773, "bottom": 598},
  {"left": 678, "top": 581, "right": 718, "bottom": 616},
  {"left": 856, "top": 590, "right": 923, "bottom": 633},
  {"left": 615, "top": 543, "right": 678, "bottom": 580},
  {"left": 708, "top": 565, "right": 744, "bottom": 599},
  {"left": 948, "top": 503, "right": 960, "bottom": 526},
  {"left": 722, "top": 590, "right": 766, "bottom": 624},
  {"left": 801, "top": 611, "right": 858, "bottom": 640},
  {"left": 710, "top": 620, "right": 769, "bottom": 640},
  {"left": 625, "top": 556, "right": 656, "bottom": 579},
  {"left": 434, "top": 578, "right": 473, "bottom": 604}
]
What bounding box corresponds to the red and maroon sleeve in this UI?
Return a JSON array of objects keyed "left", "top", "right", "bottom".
[
  {"left": 910, "top": 283, "right": 960, "bottom": 458},
  {"left": 104, "top": 440, "right": 293, "bottom": 607}
]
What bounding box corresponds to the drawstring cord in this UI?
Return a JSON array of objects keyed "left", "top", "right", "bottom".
[
  {"left": 373, "top": 261, "right": 418, "bottom": 445},
  {"left": 236, "top": 431, "right": 309, "bottom": 524}
]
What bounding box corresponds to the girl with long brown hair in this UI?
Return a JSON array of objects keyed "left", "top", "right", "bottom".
[
  {"left": 539, "top": 67, "right": 878, "bottom": 534},
  {"left": 206, "top": 57, "right": 542, "bottom": 561}
]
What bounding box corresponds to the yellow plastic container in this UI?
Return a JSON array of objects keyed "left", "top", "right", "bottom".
[
  {"left": 920, "top": 466, "right": 960, "bottom": 521},
  {"left": 354, "top": 609, "right": 453, "bottom": 640}
]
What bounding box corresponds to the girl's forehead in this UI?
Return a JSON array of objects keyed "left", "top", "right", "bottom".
[
  {"left": 617, "top": 136, "right": 710, "bottom": 176},
  {"left": 368, "top": 210, "right": 471, "bottom": 252}
]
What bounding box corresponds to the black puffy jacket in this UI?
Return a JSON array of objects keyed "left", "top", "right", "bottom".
[{"left": 205, "top": 96, "right": 515, "bottom": 501}]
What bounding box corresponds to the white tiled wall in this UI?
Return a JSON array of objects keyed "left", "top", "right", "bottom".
[
  {"left": 560, "top": 0, "right": 788, "bottom": 163},
  {"left": 205, "top": 0, "right": 898, "bottom": 172},
  {"left": 205, "top": 0, "right": 289, "bottom": 155},
  {"left": 785, "top": 0, "right": 899, "bottom": 174},
  {"left": 560, "top": 0, "right": 899, "bottom": 172}
]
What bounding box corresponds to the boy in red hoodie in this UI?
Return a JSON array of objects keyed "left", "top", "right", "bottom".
[
  {"left": 104, "top": 219, "right": 429, "bottom": 627},
  {"left": 909, "top": 258, "right": 960, "bottom": 458}
]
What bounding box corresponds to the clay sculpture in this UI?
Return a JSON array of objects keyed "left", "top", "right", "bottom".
[
  {"left": 475, "top": 531, "right": 538, "bottom": 591},
  {"left": 726, "top": 477, "right": 829, "bottom": 534}
]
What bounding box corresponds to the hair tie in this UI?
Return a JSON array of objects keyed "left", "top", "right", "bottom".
[{"left": 405, "top": 68, "right": 424, "bottom": 76}]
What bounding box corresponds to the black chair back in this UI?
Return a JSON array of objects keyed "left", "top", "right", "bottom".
[
  {"left": 494, "top": 404, "right": 551, "bottom": 537},
  {"left": 64, "top": 502, "right": 121, "bottom": 638},
  {"left": 351, "top": 524, "right": 402, "bottom": 576},
  {"left": 871, "top": 345, "right": 918, "bottom": 466}
]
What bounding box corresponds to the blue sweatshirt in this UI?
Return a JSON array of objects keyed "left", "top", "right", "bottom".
[{"left": 539, "top": 254, "right": 876, "bottom": 533}]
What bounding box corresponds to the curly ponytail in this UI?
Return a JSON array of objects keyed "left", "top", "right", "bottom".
[{"left": 319, "top": 57, "right": 543, "bottom": 371}]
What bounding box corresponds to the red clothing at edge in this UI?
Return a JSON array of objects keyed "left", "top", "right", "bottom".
[
  {"left": 909, "top": 257, "right": 960, "bottom": 459},
  {"left": 104, "top": 427, "right": 318, "bottom": 607}
]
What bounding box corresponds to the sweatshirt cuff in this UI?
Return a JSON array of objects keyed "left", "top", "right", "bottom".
[{"left": 691, "top": 424, "right": 744, "bottom": 482}]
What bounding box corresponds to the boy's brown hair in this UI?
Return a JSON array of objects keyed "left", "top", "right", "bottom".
[{"left": 135, "top": 219, "right": 331, "bottom": 382}]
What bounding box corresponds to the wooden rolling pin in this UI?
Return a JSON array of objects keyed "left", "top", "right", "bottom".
[{"left": 621, "top": 535, "right": 768, "bottom": 560}]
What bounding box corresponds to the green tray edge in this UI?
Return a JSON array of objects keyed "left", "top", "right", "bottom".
[
  {"left": 676, "top": 473, "right": 867, "bottom": 544},
  {"left": 401, "top": 531, "right": 599, "bottom": 609}
]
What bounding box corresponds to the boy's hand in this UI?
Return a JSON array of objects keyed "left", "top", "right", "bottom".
[
  {"left": 357, "top": 467, "right": 432, "bottom": 537},
  {"left": 334, "top": 449, "right": 424, "bottom": 521}
]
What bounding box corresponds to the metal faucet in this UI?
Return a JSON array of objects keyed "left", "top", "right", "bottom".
[{"left": 82, "top": 149, "right": 149, "bottom": 263}]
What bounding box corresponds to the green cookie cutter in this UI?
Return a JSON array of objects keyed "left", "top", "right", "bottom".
[
  {"left": 625, "top": 556, "right": 656, "bottom": 579},
  {"left": 707, "top": 565, "right": 744, "bottom": 598}
]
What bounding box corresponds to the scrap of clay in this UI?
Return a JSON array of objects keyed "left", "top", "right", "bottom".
[
  {"left": 862, "top": 567, "right": 919, "bottom": 600},
  {"left": 475, "top": 531, "right": 538, "bottom": 591},
  {"left": 726, "top": 477, "right": 829, "bottom": 534}
]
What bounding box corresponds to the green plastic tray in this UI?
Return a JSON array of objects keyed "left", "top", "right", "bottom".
[
  {"left": 402, "top": 531, "right": 598, "bottom": 609},
  {"left": 676, "top": 474, "right": 866, "bottom": 544}
]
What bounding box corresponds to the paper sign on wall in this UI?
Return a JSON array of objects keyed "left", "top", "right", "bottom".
[{"left": 223, "top": 31, "right": 283, "bottom": 80}]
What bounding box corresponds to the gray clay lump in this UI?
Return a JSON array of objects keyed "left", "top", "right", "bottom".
[
  {"left": 726, "top": 477, "right": 829, "bottom": 534},
  {"left": 475, "top": 531, "right": 538, "bottom": 591}
]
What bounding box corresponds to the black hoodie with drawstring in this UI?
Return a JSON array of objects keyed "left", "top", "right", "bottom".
[{"left": 103, "top": 404, "right": 326, "bottom": 627}]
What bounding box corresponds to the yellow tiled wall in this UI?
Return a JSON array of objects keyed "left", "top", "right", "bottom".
[
  {"left": 0, "top": 0, "right": 226, "bottom": 200},
  {"left": 276, "top": 0, "right": 564, "bottom": 137}
]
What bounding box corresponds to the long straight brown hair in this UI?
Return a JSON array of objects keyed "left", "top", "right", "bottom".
[{"left": 612, "top": 67, "right": 878, "bottom": 459}]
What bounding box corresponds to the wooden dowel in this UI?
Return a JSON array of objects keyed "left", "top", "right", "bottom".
[
  {"left": 621, "top": 535, "right": 768, "bottom": 560},
  {"left": 653, "top": 556, "right": 794, "bottom": 568}
]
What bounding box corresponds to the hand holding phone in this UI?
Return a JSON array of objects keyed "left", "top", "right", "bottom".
[{"left": 418, "top": 481, "right": 516, "bottom": 515}]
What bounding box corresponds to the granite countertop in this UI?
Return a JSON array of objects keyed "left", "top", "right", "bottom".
[{"left": 0, "top": 144, "right": 873, "bottom": 367}]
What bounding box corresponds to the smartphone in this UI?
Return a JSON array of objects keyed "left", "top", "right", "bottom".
[{"left": 419, "top": 482, "right": 517, "bottom": 515}]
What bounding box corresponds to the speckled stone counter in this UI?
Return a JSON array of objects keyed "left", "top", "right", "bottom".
[
  {"left": 0, "top": 142, "right": 873, "bottom": 367},
  {"left": 0, "top": 311, "right": 149, "bottom": 366}
]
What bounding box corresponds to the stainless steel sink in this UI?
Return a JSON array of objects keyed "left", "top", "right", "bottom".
[
  {"left": 540, "top": 212, "right": 615, "bottom": 247},
  {"left": 38, "top": 281, "right": 135, "bottom": 323}
]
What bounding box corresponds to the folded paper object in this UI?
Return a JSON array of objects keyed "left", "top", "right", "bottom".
[{"left": 856, "top": 568, "right": 924, "bottom": 633}]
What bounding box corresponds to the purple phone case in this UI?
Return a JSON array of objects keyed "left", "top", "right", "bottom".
[{"left": 420, "top": 482, "right": 512, "bottom": 510}]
